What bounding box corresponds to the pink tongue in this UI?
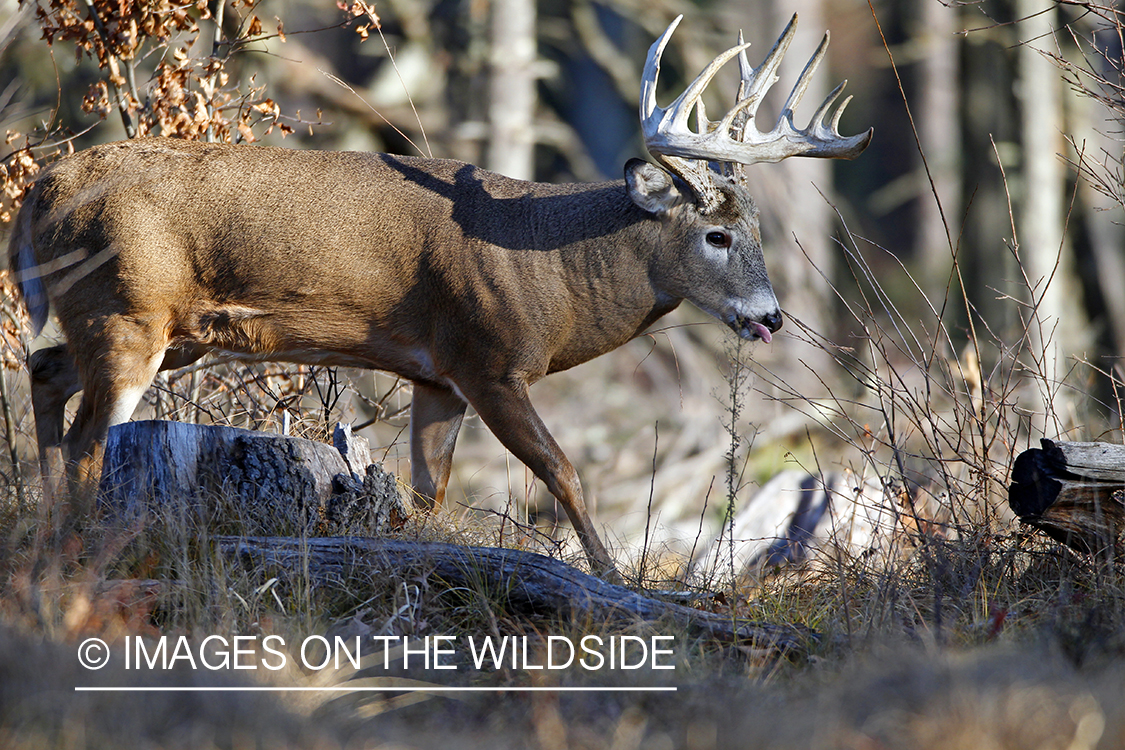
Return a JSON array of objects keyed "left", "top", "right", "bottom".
[{"left": 752, "top": 321, "right": 773, "bottom": 344}]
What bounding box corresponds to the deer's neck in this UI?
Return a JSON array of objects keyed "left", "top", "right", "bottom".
[{"left": 519, "top": 182, "right": 682, "bottom": 372}]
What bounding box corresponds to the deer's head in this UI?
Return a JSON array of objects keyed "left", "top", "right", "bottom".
[{"left": 628, "top": 14, "right": 872, "bottom": 343}]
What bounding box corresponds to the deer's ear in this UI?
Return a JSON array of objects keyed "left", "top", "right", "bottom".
[{"left": 625, "top": 159, "right": 687, "bottom": 215}]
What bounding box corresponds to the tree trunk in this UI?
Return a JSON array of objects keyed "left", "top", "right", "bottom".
[
  {"left": 1016, "top": 0, "right": 1087, "bottom": 426},
  {"left": 917, "top": 0, "right": 961, "bottom": 300},
  {"left": 488, "top": 0, "right": 537, "bottom": 179},
  {"left": 770, "top": 0, "right": 834, "bottom": 366}
]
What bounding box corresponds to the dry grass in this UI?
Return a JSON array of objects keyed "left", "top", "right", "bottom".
[{"left": 2, "top": 508, "right": 1125, "bottom": 750}]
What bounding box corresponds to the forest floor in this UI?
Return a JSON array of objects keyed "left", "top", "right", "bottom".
[{"left": 1, "top": 459, "right": 1123, "bottom": 750}]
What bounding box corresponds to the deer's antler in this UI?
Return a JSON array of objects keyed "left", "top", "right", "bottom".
[{"left": 641, "top": 14, "right": 873, "bottom": 212}]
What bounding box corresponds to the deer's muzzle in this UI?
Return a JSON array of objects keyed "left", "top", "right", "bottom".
[{"left": 735, "top": 309, "right": 782, "bottom": 343}]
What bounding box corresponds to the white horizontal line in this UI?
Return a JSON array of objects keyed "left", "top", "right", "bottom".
[{"left": 74, "top": 686, "right": 677, "bottom": 693}]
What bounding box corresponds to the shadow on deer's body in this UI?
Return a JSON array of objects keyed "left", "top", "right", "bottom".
[{"left": 7, "top": 14, "right": 870, "bottom": 580}]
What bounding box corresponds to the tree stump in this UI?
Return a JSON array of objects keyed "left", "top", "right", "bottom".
[
  {"left": 99, "top": 420, "right": 412, "bottom": 536},
  {"left": 1008, "top": 439, "right": 1125, "bottom": 555}
]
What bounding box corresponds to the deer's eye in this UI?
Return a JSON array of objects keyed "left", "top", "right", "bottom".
[{"left": 706, "top": 231, "right": 731, "bottom": 249}]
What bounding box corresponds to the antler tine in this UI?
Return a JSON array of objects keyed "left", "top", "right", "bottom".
[
  {"left": 803, "top": 83, "right": 868, "bottom": 157},
  {"left": 643, "top": 41, "right": 754, "bottom": 133},
  {"left": 736, "top": 30, "right": 751, "bottom": 101},
  {"left": 736, "top": 30, "right": 750, "bottom": 99},
  {"left": 639, "top": 15, "right": 682, "bottom": 130},
  {"left": 640, "top": 13, "right": 873, "bottom": 202},
  {"left": 737, "top": 14, "right": 797, "bottom": 122},
  {"left": 728, "top": 30, "right": 751, "bottom": 182},
  {"left": 777, "top": 28, "right": 828, "bottom": 124}
]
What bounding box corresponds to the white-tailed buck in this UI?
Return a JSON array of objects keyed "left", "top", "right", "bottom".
[{"left": 7, "top": 15, "right": 869, "bottom": 578}]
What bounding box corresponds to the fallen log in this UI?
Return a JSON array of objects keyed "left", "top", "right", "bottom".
[
  {"left": 217, "top": 535, "right": 817, "bottom": 653},
  {"left": 1008, "top": 439, "right": 1125, "bottom": 555}
]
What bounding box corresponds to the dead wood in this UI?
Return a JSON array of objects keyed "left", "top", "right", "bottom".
[
  {"left": 1008, "top": 439, "right": 1125, "bottom": 555},
  {"left": 99, "top": 420, "right": 410, "bottom": 537},
  {"left": 216, "top": 535, "right": 817, "bottom": 653}
]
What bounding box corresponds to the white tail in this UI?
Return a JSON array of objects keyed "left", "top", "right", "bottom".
[{"left": 7, "top": 17, "right": 869, "bottom": 579}]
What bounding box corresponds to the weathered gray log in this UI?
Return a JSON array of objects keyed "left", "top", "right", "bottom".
[
  {"left": 1009, "top": 439, "right": 1125, "bottom": 555},
  {"left": 217, "top": 535, "right": 817, "bottom": 653},
  {"left": 99, "top": 420, "right": 410, "bottom": 536}
]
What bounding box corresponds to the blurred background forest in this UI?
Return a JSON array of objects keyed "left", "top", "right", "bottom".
[{"left": 0, "top": 0, "right": 1122, "bottom": 565}]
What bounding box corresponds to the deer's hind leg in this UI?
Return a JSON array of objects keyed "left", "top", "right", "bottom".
[
  {"left": 60, "top": 314, "right": 170, "bottom": 509},
  {"left": 30, "top": 344, "right": 82, "bottom": 461},
  {"left": 29, "top": 344, "right": 83, "bottom": 502}
]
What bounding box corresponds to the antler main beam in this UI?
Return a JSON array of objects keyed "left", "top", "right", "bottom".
[{"left": 641, "top": 14, "right": 873, "bottom": 167}]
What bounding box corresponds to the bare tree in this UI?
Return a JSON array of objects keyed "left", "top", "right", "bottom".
[
  {"left": 918, "top": 0, "right": 962, "bottom": 300},
  {"left": 1016, "top": 0, "right": 1088, "bottom": 425},
  {"left": 488, "top": 0, "right": 537, "bottom": 179}
]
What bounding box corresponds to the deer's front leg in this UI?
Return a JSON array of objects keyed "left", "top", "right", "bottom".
[
  {"left": 459, "top": 376, "right": 621, "bottom": 582},
  {"left": 409, "top": 382, "right": 468, "bottom": 508}
]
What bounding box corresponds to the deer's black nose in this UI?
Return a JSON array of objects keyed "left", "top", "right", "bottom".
[{"left": 762, "top": 310, "right": 783, "bottom": 333}]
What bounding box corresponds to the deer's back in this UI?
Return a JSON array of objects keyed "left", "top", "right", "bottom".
[{"left": 20, "top": 138, "right": 664, "bottom": 379}]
